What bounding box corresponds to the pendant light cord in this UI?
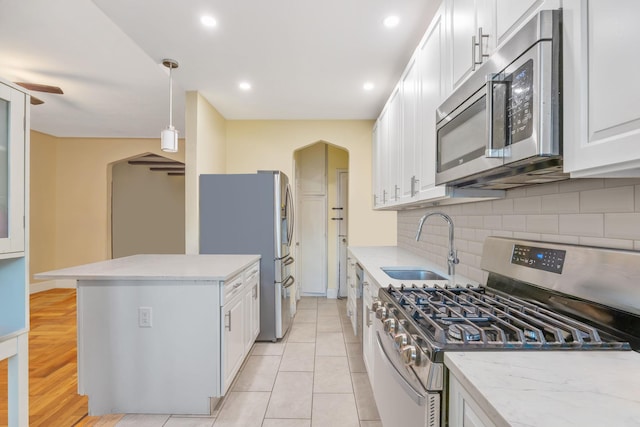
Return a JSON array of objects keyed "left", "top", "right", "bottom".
[{"left": 168, "top": 65, "right": 173, "bottom": 128}]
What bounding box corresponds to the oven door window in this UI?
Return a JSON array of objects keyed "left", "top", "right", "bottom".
[{"left": 437, "top": 96, "right": 487, "bottom": 172}]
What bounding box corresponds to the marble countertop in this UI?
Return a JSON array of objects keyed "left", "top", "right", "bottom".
[
  {"left": 347, "top": 245, "right": 479, "bottom": 289},
  {"left": 445, "top": 351, "right": 640, "bottom": 427},
  {"left": 35, "top": 254, "right": 261, "bottom": 282}
]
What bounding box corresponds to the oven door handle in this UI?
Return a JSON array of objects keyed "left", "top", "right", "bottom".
[{"left": 376, "top": 332, "right": 426, "bottom": 406}]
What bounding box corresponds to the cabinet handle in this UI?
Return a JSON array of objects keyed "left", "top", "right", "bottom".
[
  {"left": 233, "top": 282, "right": 243, "bottom": 289},
  {"left": 253, "top": 285, "right": 258, "bottom": 299},
  {"left": 366, "top": 308, "right": 372, "bottom": 327},
  {"left": 225, "top": 312, "right": 232, "bottom": 331},
  {"left": 382, "top": 190, "right": 387, "bottom": 204},
  {"left": 471, "top": 35, "right": 477, "bottom": 71},
  {"left": 394, "top": 185, "right": 399, "bottom": 201},
  {"left": 373, "top": 194, "right": 378, "bottom": 206}
]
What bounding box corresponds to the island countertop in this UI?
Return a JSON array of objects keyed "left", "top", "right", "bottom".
[{"left": 35, "top": 254, "right": 261, "bottom": 282}]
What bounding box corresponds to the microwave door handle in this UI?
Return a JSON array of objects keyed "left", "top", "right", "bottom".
[{"left": 486, "top": 73, "right": 508, "bottom": 159}]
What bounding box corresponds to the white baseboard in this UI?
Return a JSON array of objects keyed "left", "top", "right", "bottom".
[
  {"left": 30, "top": 279, "right": 77, "bottom": 294},
  {"left": 325, "top": 288, "right": 338, "bottom": 299}
]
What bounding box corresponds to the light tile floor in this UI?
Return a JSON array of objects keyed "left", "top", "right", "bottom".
[{"left": 113, "top": 297, "right": 381, "bottom": 427}]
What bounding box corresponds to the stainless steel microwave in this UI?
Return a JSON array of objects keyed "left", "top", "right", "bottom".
[{"left": 435, "top": 10, "right": 568, "bottom": 189}]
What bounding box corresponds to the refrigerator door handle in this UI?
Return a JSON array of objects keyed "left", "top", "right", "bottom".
[{"left": 283, "top": 276, "right": 295, "bottom": 289}]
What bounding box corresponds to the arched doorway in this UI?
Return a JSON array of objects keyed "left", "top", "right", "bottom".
[
  {"left": 110, "top": 153, "right": 185, "bottom": 258},
  {"left": 293, "top": 142, "right": 349, "bottom": 298}
]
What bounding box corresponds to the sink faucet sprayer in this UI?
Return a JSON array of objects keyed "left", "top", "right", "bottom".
[{"left": 415, "top": 212, "right": 459, "bottom": 277}]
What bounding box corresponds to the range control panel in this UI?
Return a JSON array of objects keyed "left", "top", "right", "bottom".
[{"left": 511, "top": 244, "right": 566, "bottom": 274}]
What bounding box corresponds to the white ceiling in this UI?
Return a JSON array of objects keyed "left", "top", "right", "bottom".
[{"left": 0, "top": 0, "right": 439, "bottom": 138}]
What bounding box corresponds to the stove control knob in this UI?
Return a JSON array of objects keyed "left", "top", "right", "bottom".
[
  {"left": 371, "top": 300, "right": 382, "bottom": 312},
  {"left": 394, "top": 333, "right": 408, "bottom": 348},
  {"left": 383, "top": 318, "right": 396, "bottom": 334},
  {"left": 401, "top": 345, "right": 420, "bottom": 367},
  {"left": 375, "top": 306, "right": 388, "bottom": 320}
]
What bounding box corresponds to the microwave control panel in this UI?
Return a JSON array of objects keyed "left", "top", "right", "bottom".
[
  {"left": 511, "top": 244, "right": 566, "bottom": 274},
  {"left": 508, "top": 59, "right": 534, "bottom": 144}
]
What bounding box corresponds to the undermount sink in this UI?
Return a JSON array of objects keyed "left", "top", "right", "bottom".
[{"left": 381, "top": 267, "right": 447, "bottom": 281}]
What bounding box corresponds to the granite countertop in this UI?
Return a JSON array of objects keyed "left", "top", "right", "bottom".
[
  {"left": 445, "top": 351, "right": 640, "bottom": 427},
  {"left": 348, "top": 245, "right": 479, "bottom": 288},
  {"left": 35, "top": 254, "right": 261, "bottom": 282}
]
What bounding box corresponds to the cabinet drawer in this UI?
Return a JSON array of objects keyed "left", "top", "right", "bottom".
[
  {"left": 223, "top": 274, "right": 244, "bottom": 302},
  {"left": 244, "top": 262, "right": 260, "bottom": 284}
]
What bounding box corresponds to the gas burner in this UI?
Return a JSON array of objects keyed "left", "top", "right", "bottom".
[{"left": 448, "top": 324, "right": 481, "bottom": 341}]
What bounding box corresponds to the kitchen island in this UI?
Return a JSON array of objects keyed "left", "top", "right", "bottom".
[{"left": 36, "top": 254, "right": 261, "bottom": 416}]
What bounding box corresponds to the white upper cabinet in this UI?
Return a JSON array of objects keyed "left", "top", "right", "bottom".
[
  {"left": 0, "top": 82, "right": 26, "bottom": 258},
  {"left": 447, "top": 0, "right": 495, "bottom": 91},
  {"left": 495, "top": 1, "right": 561, "bottom": 47},
  {"left": 563, "top": 0, "right": 640, "bottom": 177},
  {"left": 400, "top": 57, "right": 419, "bottom": 203},
  {"left": 386, "top": 88, "right": 402, "bottom": 205},
  {"left": 417, "top": 6, "right": 449, "bottom": 200}
]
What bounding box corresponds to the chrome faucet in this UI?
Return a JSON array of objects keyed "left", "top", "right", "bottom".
[{"left": 415, "top": 212, "right": 459, "bottom": 277}]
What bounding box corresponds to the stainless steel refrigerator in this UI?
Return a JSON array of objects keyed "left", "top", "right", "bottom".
[{"left": 200, "top": 171, "right": 294, "bottom": 341}]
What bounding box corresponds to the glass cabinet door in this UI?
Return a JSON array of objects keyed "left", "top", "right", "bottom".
[{"left": 0, "top": 82, "right": 26, "bottom": 256}]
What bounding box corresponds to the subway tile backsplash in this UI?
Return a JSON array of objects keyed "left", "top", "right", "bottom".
[{"left": 397, "top": 178, "right": 640, "bottom": 285}]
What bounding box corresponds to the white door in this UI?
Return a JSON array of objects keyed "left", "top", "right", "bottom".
[
  {"left": 298, "top": 195, "right": 327, "bottom": 295},
  {"left": 337, "top": 171, "right": 348, "bottom": 297}
]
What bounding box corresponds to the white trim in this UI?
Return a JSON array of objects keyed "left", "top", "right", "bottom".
[
  {"left": 29, "top": 279, "right": 77, "bottom": 294},
  {"left": 326, "top": 288, "right": 338, "bottom": 299}
]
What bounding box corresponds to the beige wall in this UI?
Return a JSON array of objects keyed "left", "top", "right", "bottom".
[
  {"left": 185, "top": 92, "right": 226, "bottom": 253},
  {"left": 111, "top": 162, "right": 185, "bottom": 258},
  {"left": 30, "top": 132, "right": 184, "bottom": 280},
  {"left": 29, "top": 116, "right": 397, "bottom": 285},
  {"left": 226, "top": 120, "right": 397, "bottom": 248},
  {"left": 30, "top": 132, "right": 57, "bottom": 282}
]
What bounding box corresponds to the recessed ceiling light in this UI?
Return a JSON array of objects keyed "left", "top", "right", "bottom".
[
  {"left": 383, "top": 15, "right": 400, "bottom": 28},
  {"left": 363, "top": 82, "right": 375, "bottom": 91},
  {"left": 239, "top": 82, "right": 252, "bottom": 91},
  {"left": 201, "top": 15, "right": 217, "bottom": 27}
]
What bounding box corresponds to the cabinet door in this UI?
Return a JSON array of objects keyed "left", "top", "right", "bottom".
[
  {"left": 449, "top": 375, "right": 497, "bottom": 427},
  {"left": 400, "top": 58, "right": 419, "bottom": 202},
  {"left": 222, "top": 295, "right": 245, "bottom": 393},
  {"left": 385, "top": 88, "right": 402, "bottom": 205},
  {"left": 362, "top": 277, "right": 376, "bottom": 387},
  {"left": 372, "top": 114, "right": 386, "bottom": 208},
  {"left": 251, "top": 282, "right": 260, "bottom": 340},
  {"left": 243, "top": 289, "right": 253, "bottom": 352},
  {"left": 0, "top": 83, "right": 26, "bottom": 256},
  {"left": 417, "top": 5, "right": 449, "bottom": 199},
  {"left": 564, "top": 0, "right": 640, "bottom": 177},
  {"left": 448, "top": 0, "right": 496, "bottom": 91}
]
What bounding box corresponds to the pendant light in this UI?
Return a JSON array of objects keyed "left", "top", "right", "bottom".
[{"left": 161, "top": 58, "right": 179, "bottom": 153}]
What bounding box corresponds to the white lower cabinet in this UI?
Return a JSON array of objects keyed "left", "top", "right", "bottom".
[
  {"left": 361, "top": 272, "right": 379, "bottom": 388},
  {"left": 221, "top": 262, "right": 260, "bottom": 395},
  {"left": 222, "top": 292, "right": 245, "bottom": 393},
  {"left": 449, "top": 375, "right": 497, "bottom": 427}
]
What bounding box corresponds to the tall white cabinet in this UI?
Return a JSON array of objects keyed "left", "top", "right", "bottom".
[
  {"left": 563, "top": 0, "right": 640, "bottom": 177},
  {"left": 0, "top": 78, "right": 29, "bottom": 427}
]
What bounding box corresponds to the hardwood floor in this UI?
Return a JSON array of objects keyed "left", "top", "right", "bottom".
[{"left": 0, "top": 289, "right": 123, "bottom": 427}]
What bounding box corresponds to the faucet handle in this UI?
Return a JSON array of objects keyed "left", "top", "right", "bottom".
[{"left": 450, "top": 250, "right": 460, "bottom": 264}]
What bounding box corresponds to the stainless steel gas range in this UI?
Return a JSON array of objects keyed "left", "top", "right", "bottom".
[{"left": 372, "top": 237, "right": 640, "bottom": 427}]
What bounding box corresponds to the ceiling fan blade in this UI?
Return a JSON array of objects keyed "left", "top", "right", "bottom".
[
  {"left": 30, "top": 96, "right": 44, "bottom": 105},
  {"left": 15, "top": 82, "right": 64, "bottom": 94}
]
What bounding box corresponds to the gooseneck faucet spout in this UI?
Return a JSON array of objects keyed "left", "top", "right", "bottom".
[{"left": 415, "top": 212, "right": 459, "bottom": 277}]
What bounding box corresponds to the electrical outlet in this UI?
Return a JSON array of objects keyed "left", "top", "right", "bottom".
[{"left": 138, "top": 307, "right": 152, "bottom": 327}]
